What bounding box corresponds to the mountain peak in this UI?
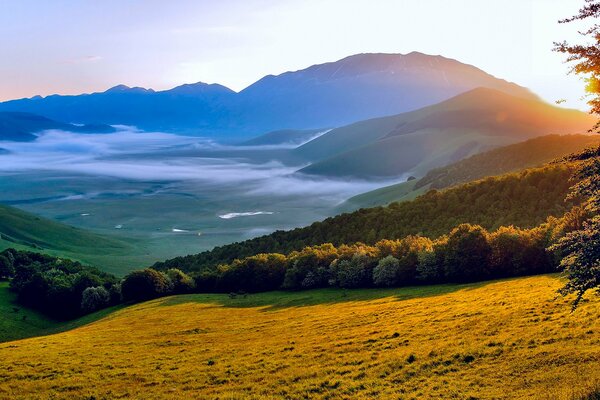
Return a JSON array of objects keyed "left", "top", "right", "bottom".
[
  {"left": 166, "top": 82, "right": 235, "bottom": 95},
  {"left": 104, "top": 85, "right": 154, "bottom": 94}
]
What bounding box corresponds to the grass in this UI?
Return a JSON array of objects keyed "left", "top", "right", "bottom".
[
  {"left": 0, "top": 275, "right": 599, "bottom": 399},
  {"left": 0, "top": 282, "right": 123, "bottom": 343}
]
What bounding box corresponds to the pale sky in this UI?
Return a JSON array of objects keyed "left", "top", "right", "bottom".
[{"left": 0, "top": 0, "right": 592, "bottom": 109}]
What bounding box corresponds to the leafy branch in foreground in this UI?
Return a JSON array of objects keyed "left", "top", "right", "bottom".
[
  {"left": 554, "top": 0, "right": 600, "bottom": 129},
  {"left": 552, "top": 150, "right": 600, "bottom": 307}
]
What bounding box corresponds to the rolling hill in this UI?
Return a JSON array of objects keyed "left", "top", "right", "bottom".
[
  {"left": 297, "top": 88, "right": 596, "bottom": 178},
  {"left": 0, "top": 53, "right": 536, "bottom": 138},
  {"left": 0, "top": 275, "right": 597, "bottom": 399},
  {"left": 239, "top": 128, "right": 326, "bottom": 146},
  {"left": 0, "top": 111, "right": 115, "bottom": 141},
  {"left": 0, "top": 204, "right": 137, "bottom": 274},
  {"left": 344, "top": 134, "right": 600, "bottom": 210}
]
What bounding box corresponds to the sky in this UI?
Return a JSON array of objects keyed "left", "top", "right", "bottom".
[{"left": 0, "top": 0, "right": 592, "bottom": 109}]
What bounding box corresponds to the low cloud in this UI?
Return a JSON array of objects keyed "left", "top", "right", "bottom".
[{"left": 0, "top": 128, "right": 397, "bottom": 201}]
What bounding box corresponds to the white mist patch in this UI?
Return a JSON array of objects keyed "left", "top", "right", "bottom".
[
  {"left": 218, "top": 211, "right": 275, "bottom": 219},
  {"left": 171, "top": 228, "right": 189, "bottom": 232}
]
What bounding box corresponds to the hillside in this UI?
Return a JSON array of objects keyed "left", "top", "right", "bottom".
[
  {"left": 0, "top": 111, "right": 115, "bottom": 141},
  {"left": 0, "top": 204, "right": 137, "bottom": 274},
  {"left": 297, "top": 88, "right": 595, "bottom": 178},
  {"left": 0, "top": 275, "right": 598, "bottom": 399},
  {"left": 0, "top": 53, "right": 536, "bottom": 137},
  {"left": 344, "top": 134, "right": 600, "bottom": 210},
  {"left": 240, "top": 128, "right": 325, "bottom": 146},
  {"left": 155, "top": 163, "right": 578, "bottom": 273}
]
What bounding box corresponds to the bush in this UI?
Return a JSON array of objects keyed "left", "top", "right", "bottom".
[
  {"left": 283, "top": 244, "right": 338, "bottom": 290},
  {"left": 0, "top": 254, "right": 14, "bottom": 280},
  {"left": 444, "top": 224, "right": 492, "bottom": 282},
  {"left": 372, "top": 256, "right": 401, "bottom": 287},
  {"left": 81, "top": 286, "right": 110, "bottom": 313},
  {"left": 166, "top": 268, "right": 196, "bottom": 294},
  {"left": 121, "top": 269, "right": 172, "bottom": 302},
  {"left": 416, "top": 238, "right": 447, "bottom": 283},
  {"left": 330, "top": 253, "right": 375, "bottom": 288}
]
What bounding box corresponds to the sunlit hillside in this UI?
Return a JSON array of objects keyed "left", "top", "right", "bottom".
[{"left": 0, "top": 275, "right": 598, "bottom": 399}]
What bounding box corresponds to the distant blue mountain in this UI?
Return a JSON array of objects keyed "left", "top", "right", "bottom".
[
  {"left": 0, "top": 53, "right": 536, "bottom": 139},
  {"left": 0, "top": 112, "right": 116, "bottom": 141}
]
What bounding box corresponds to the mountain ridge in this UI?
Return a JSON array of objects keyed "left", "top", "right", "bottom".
[{"left": 0, "top": 53, "right": 540, "bottom": 138}]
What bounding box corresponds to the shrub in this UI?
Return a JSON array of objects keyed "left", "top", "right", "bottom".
[
  {"left": 0, "top": 255, "right": 14, "bottom": 280},
  {"left": 166, "top": 268, "right": 196, "bottom": 294},
  {"left": 372, "top": 256, "right": 401, "bottom": 287},
  {"left": 81, "top": 286, "right": 110, "bottom": 313},
  {"left": 283, "top": 244, "right": 338, "bottom": 290},
  {"left": 121, "top": 269, "right": 172, "bottom": 302},
  {"left": 330, "top": 252, "right": 375, "bottom": 288},
  {"left": 444, "top": 224, "right": 492, "bottom": 282},
  {"left": 416, "top": 238, "right": 448, "bottom": 283}
]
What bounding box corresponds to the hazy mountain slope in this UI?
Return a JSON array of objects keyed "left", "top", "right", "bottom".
[
  {"left": 344, "top": 134, "right": 600, "bottom": 210},
  {"left": 240, "top": 128, "right": 325, "bottom": 146},
  {"left": 298, "top": 88, "right": 595, "bottom": 178},
  {"left": 155, "top": 163, "right": 577, "bottom": 273},
  {"left": 0, "top": 53, "right": 536, "bottom": 137},
  {"left": 0, "top": 112, "right": 115, "bottom": 141}
]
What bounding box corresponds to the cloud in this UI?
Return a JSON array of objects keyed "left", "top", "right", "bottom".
[{"left": 0, "top": 128, "right": 398, "bottom": 202}]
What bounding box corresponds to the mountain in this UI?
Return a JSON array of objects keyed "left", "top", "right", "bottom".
[
  {"left": 0, "top": 112, "right": 116, "bottom": 141},
  {"left": 297, "top": 88, "right": 596, "bottom": 178},
  {"left": 239, "top": 128, "right": 326, "bottom": 146},
  {"left": 155, "top": 162, "right": 577, "bottom": 273},
  {"left": 343, "top": 134, "right": 600, "bottom": 210},
  {"left": 0, "top": 53, "right": 538, "bottom": 138}
]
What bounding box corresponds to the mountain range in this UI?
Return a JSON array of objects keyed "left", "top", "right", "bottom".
[{"left": 0, "top": 53, "right": 539, "bottom": 138}]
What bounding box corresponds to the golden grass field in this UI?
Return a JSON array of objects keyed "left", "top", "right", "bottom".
[{"left": 0, "top": 275, "right": 599, "bottom": 399}]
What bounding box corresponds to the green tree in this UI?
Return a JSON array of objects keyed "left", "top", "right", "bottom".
[
  {"left": 0, "top": 255, "right": 14, "bottom": 280},
  {"left": 81, "top": 286, "right": 110, "bottom": 313},
  {"left": 553, "top": 2, "right": 600, "bottom": 305},
  {"left": 121, "top": 269, "right": 172, "bottom": 302},
  {"left": 444, "top": 224, "right": 492, "bottom": 282},
  {"left": 372, "top": 255, "right": 401, "bottom": 287}
]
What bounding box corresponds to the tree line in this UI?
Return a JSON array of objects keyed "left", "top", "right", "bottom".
[{"left": 0, "top": 203, "right": 586, "bottom": 320}]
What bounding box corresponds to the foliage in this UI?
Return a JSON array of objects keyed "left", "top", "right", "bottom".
[
  {"left": 81, "top": 286, "right": 110, "bottom": 313},
  {"left": 166, "top": 269, "right": 196, "bottom": 294},
  {"left": 554, "top": 0, "right": 600, "bottom": 124},
  {"left": 443, "top": 224, "right": 492, "bottom": 282},
  {"left": 3, "top": 249, "right": 117, "bottom": 320},
  {"left": 121, "top": 269, "right": 172, "bottom": 302},
  {"left": 372, "top": 255, "right": 401, "bottom": 287}
]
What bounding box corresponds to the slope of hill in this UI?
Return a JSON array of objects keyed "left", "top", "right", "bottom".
[
  {"left": 240, "top": 128, "right": 325, "bottom": 146},
  {"left": 0, "top": 53, "right": 536, "bottom": 137},
  {"left": 0, "top": 111, "right": 115, "bottom": 141},
  {"left": 0, "top": 275, "right": 598, "bottom": 399},
  {"left": 0, "top": 204, "right": 138, "bottom": 274},
  {"left": 155, "top": 163, "right": 578, "bottom": 273},
  {"left": 344, "top": 134, "right": 600, "bottom": 210},
  {"left": 297, "top": 88, "right": 596, "bottom": 178}
]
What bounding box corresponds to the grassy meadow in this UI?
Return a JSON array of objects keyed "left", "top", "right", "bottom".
[{"left": 0, "top": 275, "right": 598, "bottom": 399}]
